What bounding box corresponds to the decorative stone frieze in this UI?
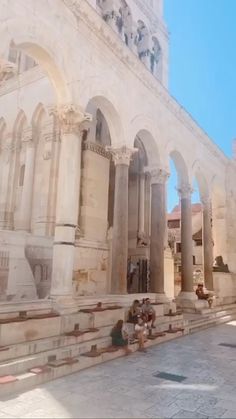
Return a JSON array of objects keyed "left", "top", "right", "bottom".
[
  {"left": 107, "top": 145, "right": 137, "bottom": 166},
  {"left": 83, "top": 140, "right": 111, "bottom": 159},
  {"left": 49, "top": 104, "right": 92, "bottom": 135}
]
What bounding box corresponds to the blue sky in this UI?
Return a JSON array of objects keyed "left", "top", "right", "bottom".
[{"left": 164, "top": 0, "right": 236, "bottom": 211}]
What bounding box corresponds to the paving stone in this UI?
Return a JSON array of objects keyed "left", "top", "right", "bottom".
[
  {"left": 222, "top": 410, "right": 236, "bottom": 418},
  {"left": 172, "top": 409, "right": 208, "bottom": 418}
]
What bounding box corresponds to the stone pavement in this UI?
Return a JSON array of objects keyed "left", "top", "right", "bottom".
[{"left": 1, "top": 322, "right": 236, "bottom": 418}]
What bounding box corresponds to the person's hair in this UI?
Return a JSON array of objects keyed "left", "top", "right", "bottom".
[
  {"left": 115, "top": 320, "right": 123, "bottom": 330},
  {"left": 133, "top": 299, "right": 140, "bottom": 305}
]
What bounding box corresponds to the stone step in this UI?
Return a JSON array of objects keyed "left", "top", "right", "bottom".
[
  {"left": 0, "top": 330, "right": 184, "bottom": 398},
  {"left": 198, "top": 303, "right": 236, "bottom": 315},
  {"left": 0, "top": 307, "right": 125, "bottom": 347},
  {"left": 0, "top": 312, "right": 185, "bottom": 363},
  {"left": 0, "top": 334, "right": 114, "bottom": 376},
  {"left": 0, "top": 325, "right": 112, "bottom": 362},
  {"left": 187, "top": 313, "right": 236, "bottom": 334}
]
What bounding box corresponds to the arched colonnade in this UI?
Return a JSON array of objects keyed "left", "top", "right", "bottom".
[{"left": 0, "top": 16, "right": 225, "bottom": 310}]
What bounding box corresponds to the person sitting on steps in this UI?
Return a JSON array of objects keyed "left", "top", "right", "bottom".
[
  {"left": 134, "top": 316, "right": 148, "bottom": 352},
  {"left": 128, "top": 299, "right": 142, "bottom": 324},
  {"left": 196, "top": 283, "right": 214, "bottom": 308},
  {"left": 142, "top": 298, "right": 156, "bottom": 328},
  {"left": 110, "top": 320, "right": 131, "bottom": 355}
]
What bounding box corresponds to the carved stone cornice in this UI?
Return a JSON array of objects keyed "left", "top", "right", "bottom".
[
  {"left": 177, "top": 183, "right": 193, "bottom": 199},
  {"left": 62, "top": 0, "right": 228, "bottom": 167},
  {"left": 83, "top": 140, "right": 111, "bottom": 159},
  {"left": 49, "top": 104, "right": 92, "bottom": 135},
  {"left": 146, "top": 167, "right": 170, "bottom": 185},
  {"left": 107, "top": 145, "right": 137, "bottom": 166}
]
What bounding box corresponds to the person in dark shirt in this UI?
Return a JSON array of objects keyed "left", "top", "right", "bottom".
[{"left": 196, "top": 284, "right": 213, "bottom": 308}]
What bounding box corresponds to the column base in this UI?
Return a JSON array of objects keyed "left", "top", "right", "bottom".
[
  {"left": 51, "top": 295, "right": 78, "bottom": 314},
  {"left": 176, "top": 291, "right": 198, "bottom": 312},
  {"left": 156, "top": 293, "right": 169, "bottom": 303}
]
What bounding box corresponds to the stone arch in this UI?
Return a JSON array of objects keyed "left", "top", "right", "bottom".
[
  {"left": 31, "top": 103, "right": 47, "bottom": 146},
  {"left": 85, "top": 96, "right": 124, "bottom": 146},
  {"left": 191, "top": 160, "right": 210, "bottom": 200},
  {"left": 31, "top": 103, "right": 46, "bottom": 127},
  {"left": 1, "top": 18, "right": 71, "bottom": 103},
  {"left": 165, "top": 141, "right": 190, "bottom": 186},
  {"left": 129, "top": 115, "right": 162, "bottom": 167},
  {"left": 169, "top": 150, "right": 189, "bottom": 186},
  {"left": 133, "top": 129, "right": 160, "bottom": 168},
  {"left": 13, "top": 110, "right": 27, "bottom": 145}
]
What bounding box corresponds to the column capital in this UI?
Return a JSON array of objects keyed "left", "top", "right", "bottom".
[
  {"left": 145, "top": 167, "right": 170, "bottom": 185},
  {"left": 201, "top": 195, "right": 211, "bottom": 207},
  {"left": 107, "top": 145, "right": 138, "bottom": 166},
  {"left": 177, "top": 183, "right": 193, "bottom": 199},
  {"left": 49, "top": 104, "right": 92, "bottom": 135}
]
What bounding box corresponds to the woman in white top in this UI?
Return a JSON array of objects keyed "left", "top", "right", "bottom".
[{"left": 134, "top": 317, "right": 147, "bottom": 352}]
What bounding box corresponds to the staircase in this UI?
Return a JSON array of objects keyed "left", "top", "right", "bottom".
[
  {"left": 0, "top": 299, "right": 236, "bottom": 398},
  {"left": 184, "top": 303, "right": 236, "bottom": 334}
]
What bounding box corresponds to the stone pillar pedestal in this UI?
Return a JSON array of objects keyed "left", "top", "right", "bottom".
[
  {"left": 15, "top": 133, "right": 35, "bottom": 232},
  {"left": 50, "top": 105, "right": 91, "bottom": 313},
  {"left": 148, "top": 168, "right": 169, "bottom": 299},
  {"left": 176, "top": 183, "right": 197, "bottom": 307},
  {"left": 202, "top": 196, "right": 214, "bottom": 291},
  {"left": 109, "top": 146, "right": 136, "bottom": 294}
]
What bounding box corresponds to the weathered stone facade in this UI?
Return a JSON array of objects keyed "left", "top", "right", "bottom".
[{"left": 0, "top": 0, "right": 236, "bottom": 311}]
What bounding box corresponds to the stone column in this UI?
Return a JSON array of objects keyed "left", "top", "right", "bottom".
[
  {"left": 50, "top": 105, "right": 91, "bottom": 313},
  {"left": 178, "top": 183, "right": 195, "bottom": 296},
  {"left": 109, "top": 146, "right": 136, "bottom": 294},
  {"left": 15, "top": 129, "right": 35, "bottom": 232},
  {"left": 202, "top": 196, "right": 214, "bottom": 291},
  {"left": 138, "top": 172, "right": 145, "bottom": 235},
  {"left": 148, "top": 168, "right": 169, "bottom": 298}
]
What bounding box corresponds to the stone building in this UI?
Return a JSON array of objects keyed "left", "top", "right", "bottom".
[{"left": 0, "top": 0, "right": 236, "bottom": 313}]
